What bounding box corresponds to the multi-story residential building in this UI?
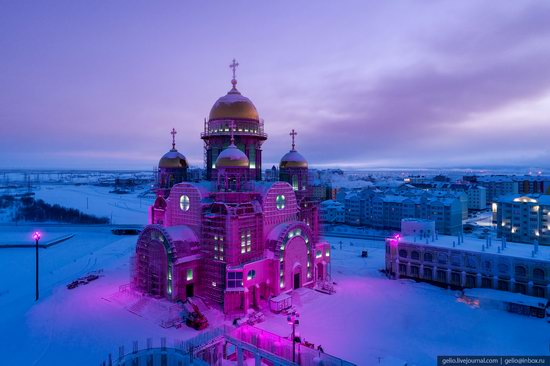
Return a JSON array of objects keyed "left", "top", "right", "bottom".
[
  {"left": 466, "top": 185, "right": 487, "bottom": 210},
  {"left": 514, "top": 176, "right": 550, "bottom": 195},
  {"left": 474, "top": 176, "right": 519, "bottom": 204},
  {"left": 493, "top": 194, "right": 550, "bottom": 245},
  {"left": 371, "top": 195, "right": 462, "bottom": 235},
  {"left": 385, "top": 220, "right": 550, "bottom": 300},
  {"left": 319, "top": 200, "right": 345, "bottom": 224}
]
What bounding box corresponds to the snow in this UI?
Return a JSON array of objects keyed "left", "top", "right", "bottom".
[
  {"left": 255, "top": 237, "right": 550, "bottom": 365},
  {"left": 33, "top": 184, "right": 153, "bottom": 224},
  {"left": 399, "top": 233, "right": 550, "bottom": 261},
  {"left": 0, "top": 184, "right": 548, "bottom": 365}
]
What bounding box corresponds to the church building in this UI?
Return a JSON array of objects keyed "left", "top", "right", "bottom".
[{"left": 132, "top": 60, "right": 331, "bottom": 313}]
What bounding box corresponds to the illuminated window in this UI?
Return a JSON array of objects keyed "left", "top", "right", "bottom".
[
  {"left": 227, "top": 272, "right": 243, "bottom": 288},
  {"left": 186, "top": 269, "right": 193, "bottom": 281},
  {"left": 179, "top": 195, "right": 190, "bottom": 211},
  {"left": 316, "top": 250, "right": 322, "bottom": 258},
  {"left": 247, "top": 270, "right": 256, "bottom": 280},
  {"left": 276, "top": 194, "right": 286, "bottom": 210}
]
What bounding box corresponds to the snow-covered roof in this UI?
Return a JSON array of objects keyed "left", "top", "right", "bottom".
[
  {"left": 163, "top": 225, "right": 199, "bottom": 243},
  {"left": 397, "top": 234, "right": 550, "bottom": 262},
  {"left": 464, "top": 288, "right": 549, "bottom": 308},
  {"left": 174, "top": 253, "right": 202, "bottom": 265},
  {"left": 497, "top": 194, "right": 550, "bottom": 205}
]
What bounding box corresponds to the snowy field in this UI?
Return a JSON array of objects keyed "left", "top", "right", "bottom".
[
  {"left": 0, "top": 225, "right": 548, "bottom": 365},
  {"left": 33, "top": 184, "right": 153, "bottom": 224}
]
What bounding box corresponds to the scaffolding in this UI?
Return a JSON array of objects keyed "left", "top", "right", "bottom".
[{"left": 201, "top": 210, "right": 228, "bottom": 304}]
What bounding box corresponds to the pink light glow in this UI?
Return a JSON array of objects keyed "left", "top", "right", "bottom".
[{"left": 32, "top": 232, "right": 41, "bottom": 241}]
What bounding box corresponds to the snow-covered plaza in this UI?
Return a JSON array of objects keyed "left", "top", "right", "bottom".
[{"left": 0, "top": 222, "right": 548, "bottom": 365}]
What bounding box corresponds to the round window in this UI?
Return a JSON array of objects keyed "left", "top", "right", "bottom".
[
  {"left": 179, "top": 195, "right": 190, "bottom": 211},
  {"left": 276, "top": 194, "right": 286, "bottom": 210}
]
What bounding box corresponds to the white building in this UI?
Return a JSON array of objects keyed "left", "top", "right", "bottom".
[
  {"left": 476, "top": 176, "right": 519, "bottom": 204},
  {"left": 385, "top": 220, "right": 550, "bottom": 300},
  {"left": 493, "top": 194, "right": 550, "bottom": 245},
  {"left": 466, "top": 185, "right": 487, "bottom": 210},
  {"left": 319, "top": 200, "right": 345, "bottom": 224}
]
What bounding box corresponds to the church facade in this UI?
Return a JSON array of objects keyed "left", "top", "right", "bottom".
[{"left": 132, "top": 61, "right": 331, "bottom": 314}]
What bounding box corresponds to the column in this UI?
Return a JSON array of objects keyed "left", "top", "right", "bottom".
[
  {"left": 476, "top": 273, "right": 482, "bottom": 288},
  {"left": 433, "top": 266, "right": 438, "bottom": 282},
  {"left": 527, "top": 281, "right": 533, "bottom": 296},
  {"left": 492, "top": 275, "right": 498, "bottom": 289},
  {"left": 461, "top": 271, "right": 466, "bottom": 287},
  {"left": 237, "top": 346, "right": 244, "bottom": 366}
]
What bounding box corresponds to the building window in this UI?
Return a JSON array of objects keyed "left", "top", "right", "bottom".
[
  {"left": 247, "top": 270, "right": 256, "bottom": 280},
  {"left": 276, "top": 194, "right": 286, "bottom": 210},
  {"left": 227, "top": 272, "right": 243, "bottom": 288},
  {"left": 424, "top": 253, "right": 433, "bottom": 262},
  {"left": 514, "top": 266, "right": 527, "bottom": 278},
  {"left": 398, "top": 249, "right": 408, "bottom": 258},
  {"left": 186, "top": 269, "right": 193, "bottom": 281},
  {"left": 411, "top": 251, "right": 420, "bottom": 260},
  {"left": 180, "top": 194, "right": 190, "bottom": 211},
  {"left": 533, "top": 268, "right": 545, "bottom": 281},
  {"left": 240, "top": 229, "right": 252, "bottom": 254},
  {"left": 292, "top": 175, "right": 298, "bottom": 191}
]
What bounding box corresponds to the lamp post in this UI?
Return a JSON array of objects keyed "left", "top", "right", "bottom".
[
  {"left": 287, "top": 312, "right": 300, "bottom": 363},
  {"left": 33, "top": 231, "right": 41, "bottom": 301}
]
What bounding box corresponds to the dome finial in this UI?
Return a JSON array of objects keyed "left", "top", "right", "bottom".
[
  {"left": 289, "top": 129, "right": 297, "bottom": 151},
  {"left": 229, "top": 58, "right": 239, "bottom": 89},
  {"left": 170, "top": 127, "right": 177, "bottom": 150}
]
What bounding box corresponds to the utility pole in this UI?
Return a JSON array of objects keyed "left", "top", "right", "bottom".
[{"left": 33, "top": 232, "right": 41, "bottom": 301}]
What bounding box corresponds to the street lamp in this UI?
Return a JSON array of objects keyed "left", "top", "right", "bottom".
[
  {"left": 33, "top": 231, "right": 41, "bottom": 301},
  {"left": 287, "top": 312, "right": 300, "bottom": 362}
]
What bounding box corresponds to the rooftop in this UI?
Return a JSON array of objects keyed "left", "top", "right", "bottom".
[{"left": 395, "top": 233, "right": 550, "bottom": 262}]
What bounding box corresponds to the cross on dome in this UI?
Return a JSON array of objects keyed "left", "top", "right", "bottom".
[
  {"left": 289, "top": 129, "right": 297, "bottom": 151},
  {"left": 170, "top": 128, "right": 177, "bottom": 150},
  {"left": 229, "top": 58, "right": 239, "bottom": 89},
  {"left": 229, "top": 120, "right": 236, "bottom": 146}
]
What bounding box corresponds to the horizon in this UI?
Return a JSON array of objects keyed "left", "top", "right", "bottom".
[{"left": 1, "top": 1, "right": 550, "bottom": 170}]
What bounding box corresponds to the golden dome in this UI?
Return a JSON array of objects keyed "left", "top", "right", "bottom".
[
  {"left": 215, "top": 144, "right": 249, "bottom": 168},
  {"left": 159, "top": 149, "right": 188, "bottom": 169},
  {"left": 209, "top": 87, "right": 259, "bottom": 121},
  {"left": 280, "top": 150, "right": 308, "bottom": 169}
]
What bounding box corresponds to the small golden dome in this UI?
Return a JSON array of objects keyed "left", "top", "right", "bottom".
[
  {"left": 209, "top": 87, "right": 259, "bottom": 121},
  {"left": 215, "top": 144, "right": 249, "bottom": 168},
  {"left": 159, "top": 149, "right": 188, "bottom": 169},
  {"left": 280, "top": 150, "right": 308, "bottom": 169}
]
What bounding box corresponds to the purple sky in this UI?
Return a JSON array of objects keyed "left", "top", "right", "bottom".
[{"left": 1, "top": 1, "right": 549, "bottom": 170}]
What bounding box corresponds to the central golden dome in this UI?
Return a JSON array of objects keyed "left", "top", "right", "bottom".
[{"left": 209, "top": 86, "right": 259, "bottom": 121}]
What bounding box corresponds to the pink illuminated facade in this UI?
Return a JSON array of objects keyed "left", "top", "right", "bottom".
[{"left": 133, "top": 62, "right": 331, "bottom": 314}]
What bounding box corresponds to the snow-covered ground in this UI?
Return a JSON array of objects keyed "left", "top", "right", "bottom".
[
  {"left": 0, "top": 225, "right": 548, "bottom": 365},
  {"left": 33, "top": 184, "right": 153, "bottom": 224}
]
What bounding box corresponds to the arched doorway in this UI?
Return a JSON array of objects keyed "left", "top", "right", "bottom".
[
  {"left": 283, "top": 236, "right": 308, "bottom": 290},
  {"left": 316, "top": 262, "right": 324, "bottom": 281},
  {"left": 136, "top": 234, "right": 168, "bottom": 297}
]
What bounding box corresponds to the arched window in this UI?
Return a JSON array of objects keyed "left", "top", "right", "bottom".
[
  {"left": 514, "top": 265, "right": 527, "bottom": 277},
  {"left": 399, "top": 249, "right": 408, "bottom": 258},
  {"left": 292, "top": 175, "right": 298, "bottom": 191},
  {"left": 533, "top": 268, "right": 545, "bottom": 280},
  {"left": 247, "top": 270, "right": 256, "bottom": 280},
  {"left": 179, "top": 195, "right": 190, "bottom": 211},
  {"left": 276, "top": 194, "right": 286, "bottom": 210},
  {"left": 411, "top": 251, "right": 420, "bottom": 260},
  {"left": 424, "top": 252, "right": 433, "bottom": 262}
]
